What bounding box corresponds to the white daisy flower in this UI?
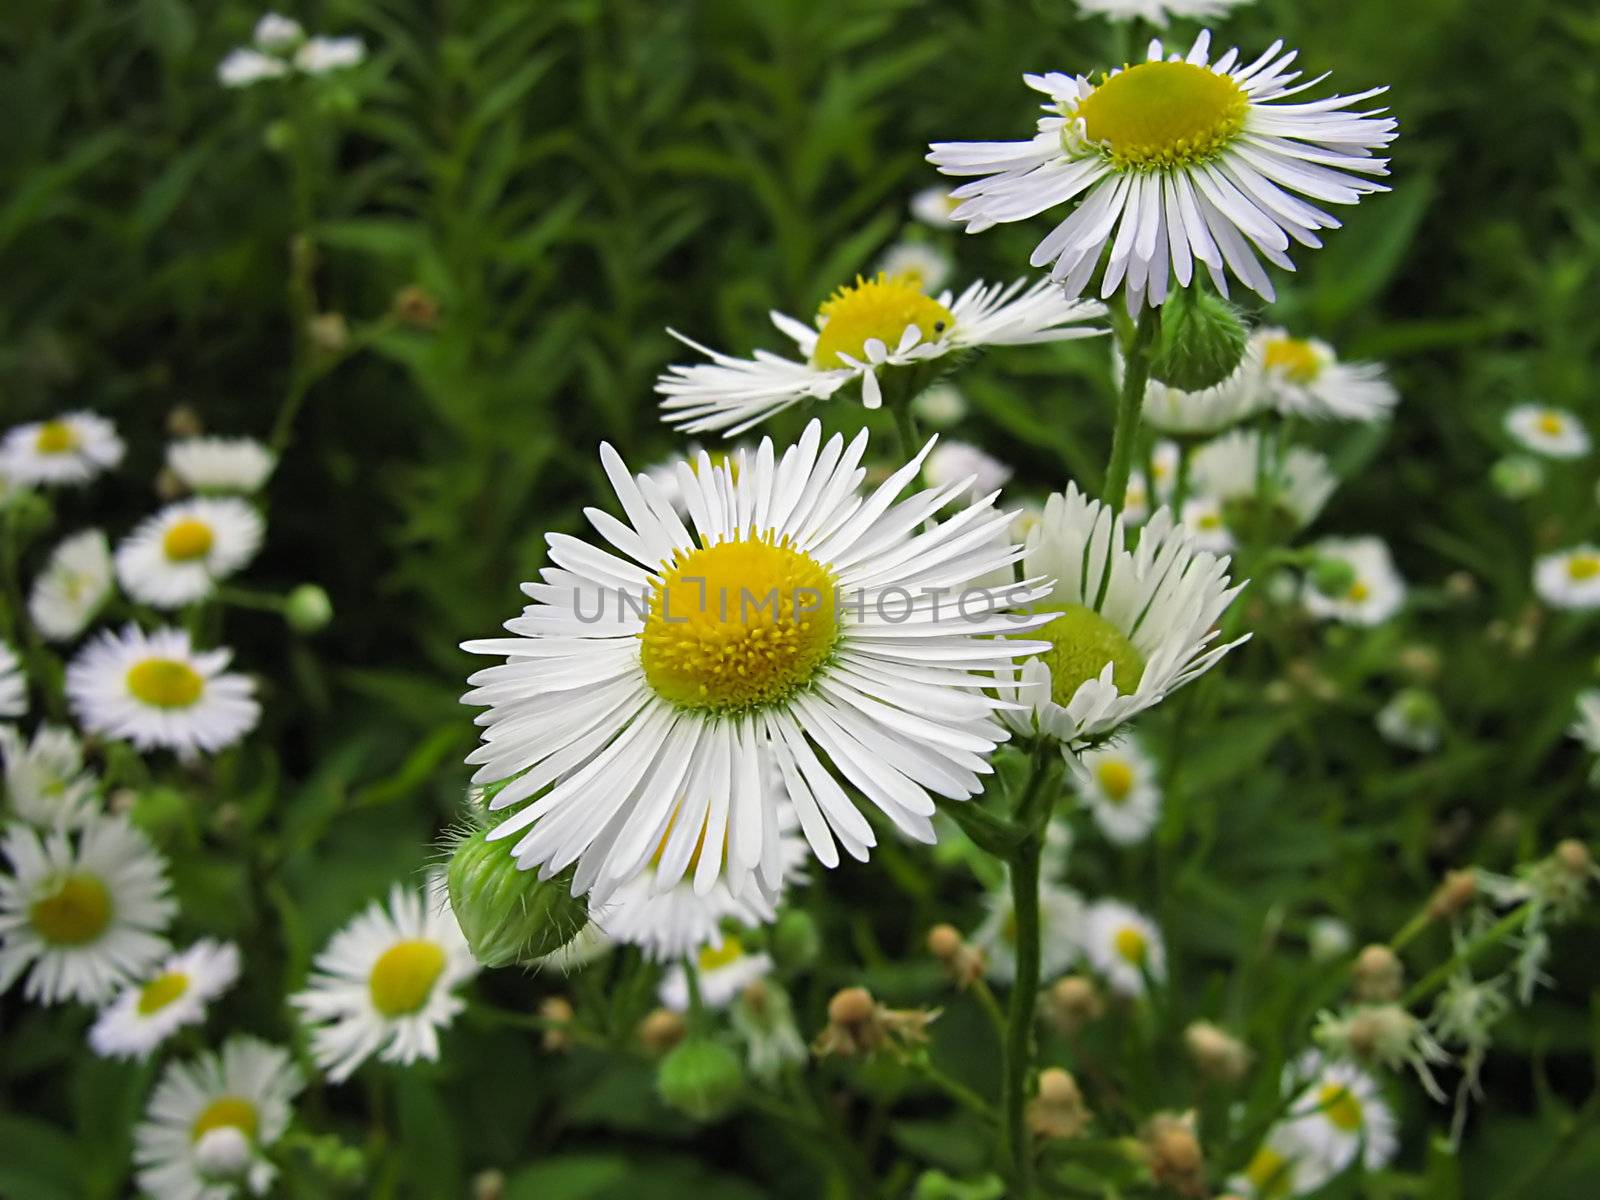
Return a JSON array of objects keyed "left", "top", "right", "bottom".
[
  {"left": 1122, "top": 471, "right": 1154, "bottom": 527},
  {"left": 1075, "top": 0, "right": 1253, "bottom": 26},
  {"left": 1179, "top": 493, "right": 1234, "bottom": 553},
  {"left": 0, "top": 814, "right": 174, "bottom": 1005},
  {"left": 911, "top": 382, "right": 969, "bottom": 428},
  {"left": 971, "top": 880, "right": 1085, "bottom": 983},
  {"left": 88, "top": 939, "right": 241, "bottom": 1061},
  {"left": 1254, "top": 328, "right": 1397, "bottom": 423},
  {"left": 218, "top": 48, "right": 290, "bottom": 87},
  {"left": 877, "top": 241, "right": 954, "bottom": 294},
  {"left": 134, "top": 1036, "right": 303, "bottom": 1200},
  {"left": 1228, "top": 1124, "right": 1333, "bottom": 1200},
  {"left": 998, "top": 483, "right": 1246, "bottom": 750},
  {"left": 1149, "top": 440, "right": 1181, "bottom": 501},
  {"left": 253, "top": 13, "right": 304, "bottom": 50},
  {"left": 1375, "top": 688, "right": 1443, "bottom": 754},
  {"left": 659, "top": 936, "right": 774, "bottom": 1011},
  {"left": 910, "top": 186, "right": 962, "bottom": 227},
  {"left": 1504, "top": 405, "right": 1590, "bottom": 460},
  {"left": 290, "top": 882, "right": 479, "bottom": 1083},
  {"left": 67, "top": 625, "right": 260, "bottom": 756},
  {"left": 1535, "top": 545, "right": 1600, "bottom": 610},
  {"left": 167, "top": 438, "right": 278, "bottom": 494},
  {"left": 1282, "top": 1053, "right": 1398, "bottom": 1174},
  {"left": 1, "top": 411, "right": 125, "bottom": 487},
  {"left": 924, "top": 440, "right": 1014, "bottom": 500},
  {"left": 1189, "top": 428, "right": 1337, "bottom": 536},
  {"left": 115, "top": 498, "right": 264, "bottom": 610},
  {"left": 1082, "top": 898, "right": 1166, "bottom": 997},
  {"left": 0, "top": 724, "right": 99, "bottom": 829},
  {"left": 461, "top": 421, "right": 1051, "bottom": 903},
  {"left": 1570, "top": 690, "right": 1600, "bottom": 786},
  {"left": 1071, "top": 736, "right": 1161, "bottom": 844},
  {"left": 28, "top": 528, "right": 114, "bottom": 642},
  {"left": 0, "top": 641, "right": 24, "bottom": 718},
  {"left": 294, "top": 36, "right": 365, "bottom": 74},
  {"left": 1302, "top": 536, "right": 1406, "bottom": 626},
  {"left": 656, "top": 275, "right": 1104, "bottom": 435},
  {"left": 1140, "top": 346, "right": 1268, "bottom": 435},
  {"left": 1306, "top": 916, "right": 1353, "bottom": 963},
  {"left": 929, "top": 32, "right": 1396, "bottom": 308}
]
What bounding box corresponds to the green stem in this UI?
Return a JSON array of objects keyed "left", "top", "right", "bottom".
[
  {"left": 1171, "top": 438, "right": 1193, "bottom": 513},
  {"left": 912, "top": 1054, "right": 995, "bottom": 1120},
  {"left": 1402, "top": 902, "right": 1535, "bottom": 1009},
  {"left": 1104, "top": 305, "right": 1160, "bottom": 513},
  {"left": 889, "top": 393, "right": 921, "bottom": 462}
]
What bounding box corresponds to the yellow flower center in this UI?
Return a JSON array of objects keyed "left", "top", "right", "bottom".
[
  {"left": 697, "top": 936, "right": 745, "bottom": 972},
  {"left": 1536, "top": 412, "right": 1565, "bottom": 436},
  {"left": 34, "top": 420, "right": 80, "bottom": 455},
  {"left": 1347, "top": 579, "right": 1371, "bottom": 602},
  {"left": 640, "top": 534, "right": 839, "bottom": 713},
  {"left": 1095, "top": 759, "right": 1136, "bottom": 803},
  {"left": 191, "top": 1096, "right": 258, "bottom": 1144},
  {"left": 138, "top": 971, "right": 191, "bottom": 1014},
  {"left": 1113, "top": 926, "right": 1147, "bottom": 966},
  {"left": 1264, "top": 337, "right": 1323, "bottom": 384},
  {"left": 368, "top": 939, "right": 447, "bottom": 1017},
  {"left": 1317, "top": 1082, "right": 1364, "bottom": 1132},
  {"left": 162, "top": 517, "right": 215, "bottom": 562},
  {"left": 1567, "top": 554, "right": 1600, "bottom": 582},
  {"left": 127, "top": 658, "right": 205, "bottom": 709},
  {"left": 810, "top": 273, "right": 955, "bottom": 368},
  {"left": 1243, "top": 1146, "right": 1294, "bottom": 1198},
  {"left": 1075, "top": 61, "right": 1248, "bottom": 171},
  {"left": 30, "top": 873, "right": 112, "bottom": 945},
  {"left": 1197, "top": 511, "right": 1223, "bottom": 530},
  {"left": 1034, "top": 604, "right": 1145, "bottom": 705}
]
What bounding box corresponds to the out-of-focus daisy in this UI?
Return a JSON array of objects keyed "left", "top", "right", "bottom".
[
  {"left": 67, "top": 625, "right": 260, "bottom": 756},
  {"left": 910, "top": 186, "right": 962, "bottom": 227},
  {"left": 1504, "top": 405, "right": 1590, "bottom": 460},
  {"left": 1071, "top": 737, "right": 1161, "bottom": 844},
  {"left": 911, "top": 382, "right": 969, "bottom": 428},
  {"left": 731, "top": 979, "right": 808, "bottom": 1081},
  {"left": 0, "top": 724, "right": 99, "bottom": 829},
  {"left": 971, "top": 880, "right": 1085, "bottom": 983},
  {"left": 1570, "top": 690, "right": 1600, "bottom": 786},
  {"left": 1535, "top": 545, "right": 1600, "bottom": 610},
  {"left": 294, "top": 36, "right": 366, "bottom": 75},
  {"left": 998, "top": 484, "right": 1245, "bottom": 750},
  {"left": 1254, "top": 329, "right": 1397, "bottom": 423},
  {"left": 1123, "top": 471, "right": 1153, "bottom": 525},
  {"left": 0, "top": 642, "right": 24, "bottom": 718},
  {"left": 878, "top": 242, "right": 954, "bottom": 294},
  {"left": 1307, "top": 917, "right": 1352, "bottom": 963},
  {"left": 167, "top": 438, "right": 278, "bottom": 494},
  {"left": 115, "top": 497, "right": 264, "bottom": 610},
  {"left": 1138, "top": 346, "right": 1266, "bottom": 435},
  {"left": 659, "top": 935, "right": 774, "bottom": 1011},
  {"left": 134, "top": 1036, "right": 303, "bottom": 1200},
  {"left": 929, "top": 32, "right": 1396, "bottom": 307},
  {"left": 89, "top": 939, "right": 241, "bottom": 1061},
  {"left": 924, "top": 440, "right": 1014, "bottom": 499},
  {"left": 1228, "top": 1124, "right": 1333, "bottom": 1200},
  {"left": 1148, "top": 440, "right": 1181, "bottom": 502},
  {"left": 1082, "top": 899, "right": 1166, "bottom": 997},
  {"left": 1, "top": 411, "right": 125, "bottom": 487},
  {"left": 656, "top": 276, "right": 1103, "bottom": 434},
  {"left": 1375, "top": 688, "right": 1444, "bottom": 753},
  {"left": 253, "top": 13, "right": 304, "bottom": 50},
  {"left": 218, "top": 48, "right": 290, "bottom": 87},
  {"left": 28, "top": 528, "right": 114, "bottom": 642},
  {"left": 290, "top": 882, "right": 479, "bottom": 1083},
  {"left": 461, "top": 422, "right": 1049, "bottom": 902},
  {"left": 1076, "top": 0, "right": 1253, "bottom": 25},
  {"left": 1302, "top": 536, "right": 1406, "bottom": 626},
  {"left": 1179, "top": 494, "right": 1234, "bottom": 553},
  {"left": 1189, "top": 429, "right": 1337, "bottom": 541},
  {"left": 0, "top": 814, "right": 174, "bottom": 1005},
  {"left": 1282, "top": 1053, "right": 1398, "bottom": 1173}
]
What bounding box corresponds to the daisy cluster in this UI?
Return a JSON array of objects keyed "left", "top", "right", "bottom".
[{"left": 217, "top": 12, "right": 367, "bottom": 89}]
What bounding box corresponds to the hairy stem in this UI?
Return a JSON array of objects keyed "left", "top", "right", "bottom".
[{"left": 1104, "top": 305, "right": 1161, "bottom": 513}]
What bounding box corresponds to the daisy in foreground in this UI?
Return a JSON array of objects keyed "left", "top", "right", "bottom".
[
  {"left": 28, "top": 528, "right": 114, "bottom": 641},
  {"left": 89, "top": 939, "right": 241, "bottom": 1061},
  {"left": 115, "top": 497, "right": 264, "bottom": 609},
  {"left": 0, "top": 814, "right": 175, "bottom": 1004},
  {"left": 67, "top": 625, "right": 260, "bottom": 756},
  {"left": 1535, "top": 545, "right": 1600, "bottom": 611},
  {"left": 0, "top": 641, "right": 24, "bottom": 718},
  {"left": 290, "top": 882, "right": 479, "bottom": 1082},
  {"left": 1504, "top": 405, "right": 1590, "bottom": 460},
  {"left": 1082, "top": 898, "right": 1166, "bottom": 997},
  {"left": 1282, "top": 1053, "right": 1399, "bottom": 1174},
  {"left": 1070, "top": 736, "right": 1162, "bottom": 844},
  {"left": 997, "top": 483, "right": 1246, "bottom": 750},
  {"left": 1302, "top": 536, "right": 1406, "bottom": 626},
  {"left": 928, "top": 31, "right": 1397, "bottom": 306},
  {"left": 134, "top": 1036, "right": 303, "bottom": 1200},
  {"left": 167, "top": 436, "right": 278, "bottom": 494},
  {"left": 0, "top": 724, "right": 99, "bottom": 828},
  {"left": 461, "top": 421, "right": 1050, "bottom": 901},
  {"left": 0, "top": 411, "right": 125, "bottom": 486},
  {"left": 1254, "top": 328, "right": 1398, "bottom": 423},
  {"left": 655, "top": 274, "right": 1103, "bottom": 435}
]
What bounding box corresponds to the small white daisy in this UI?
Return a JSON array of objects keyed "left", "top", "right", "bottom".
[
  {"left": 67, "top": 625, "right": 260, "bottom": 756},
  {"left": 1, "top": 411, "right": 125, "bottom": 487},
  {"left": 89, "top": 939, "right": 241, "bottom": 1061},
  {"left": 1071, "top": 736, "right": 1161, "bottom": 844},
  {"left": 28, "top": 528, "right": 114, "bottom": 642},
  {"left": 218, "top": 48, "right": 290, "bottom": 87},
  {"left": 910, "top": 186, "right": 962, "bottom": 227},
  {"left": 1122, "top": 471, "right": 1154, "bottom": 526},
  {"left": 929, "top": 32, "right": 1396, "bottom": 308},
  {"left": 1282, "top": 1053, "right": 1398, "bottom": 1174},
  {"left": 167, "top": 438, "right": 278, "bottom": 495},
  {"left": 877, "top": 242, "right": 954, "bottom": 294},
  {"left": 1254, "top": 328, "right": 1397, "bottom": 423},
  {"left": 115, "top": 498, "right": 264, "bottom": 610},
  {"left": 1228, "top": 1124, "right": 1333, "bottom": 1200},
  {"left": 998, "top": 483, "right": 1246, "bottom": 750},
  {"left": 253, "top": 13, "right": 304, "bottom": 51},
  {"left": 971, "top": 880, "right": 1085, "bottom": 983},
  {"left": 924, "top": 440, "right": 1014, "bottom": 500},
  {"left": 1570, "top": 690, "right": 1600, "bottom": 786},
  {"left": 1075, "top": 0, "right": 1254, "bottom": 26},
  {"left": 0, "top": 641, "right": 24, "bottom": 718},
  {"left": 290, "top": 882, "right": 479, "bottom": 1083},
  {"left": 1189, "top": 428, "right": 1337, "bottom": 536},
  {"left": 294, "top": 36, "right": 365, "bottom": 74},
  {"left": 1082, "top": 898, "right": 1166, "bottom": 997},
  {"left": 0, "top": 813, "right": 175, "bottom": 1005},
  {"left": 1302, "top": 536, "right": 1406, "bottom": 626},
  {"left": 0, "top": 724, "right": 99, "bottom": 829},
  {"left": 1307, "top": 916, "right": 1353, "bottom": 963},
  {"left": 656, "top": 275, "right": 1104, "bottom": 435},
  {"left": 1179, "top": 493, "right": 1235, "bottom": 553},
  {"left": 1535, "top": 545, "right": 1600, "bottom": 610},
  {"left": 911, "top": 382, "right": 969, "bottom": 428},
  {"left": 1375, "top": 688, "right": 1443, "bottom": 754},
  {"left": 1504, "top": 405, "right": 1590, "bottom": 460},
  {"left": 134, "top": 1036, "right": 303, "bottom": 1200},
  {"left": 659, "top": 935, "right": 774, "bottom": 1011}
]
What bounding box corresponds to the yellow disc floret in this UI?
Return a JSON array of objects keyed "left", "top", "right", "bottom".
[
  {"left": 1264, "top": 337, "right": 1324, "bottom": 384},
  {"left": 1096, "top": 759, "right": 1136, "bottom": 803},
  {"left": 127, "top": 658, "right": 205, "bottom": 709},
  {"left": 1567, "top": 553, "right": 1600, "bottom": 582},
  {"left": 1317, "top": 1082, "right": 1364, "bottom": 1132},
  {"left": 1035, "top": 604, "right": 1145, "bottom": 705},
  {"left": 138, "top": 971, "right": 191, "bottom": 1014},
  {"left": 1113, "top": 925, "right": 1148, "bottom": 966},
  {"left": 35, "top": 420, "right": 80, "bottom": 454},
  {"left": 640, "top": 534, "right": 840, "bottom": 713},
  {"left": 30, "top": 873, "right": 112, "bottom": 945},
  {"left": 162, "top": 517, "right": 215, "bottom": 562},
  {"left": 697, "top": 936, "right": 745, "bottom": 972},
  {"left": 191, "top": 1097, "right": 258, "bottom": 1143},
  {"left": 368, "top": 939, "right": 448, "bottom": 1017},
  {"left": 811, "top": 273, "right": 955, "bottom": 368},
  {"left": 1242, "top": 1146, "right": 1295, "bottom": 1199},
  {"left": 1076, "top": 61, "right": 1248, "bottom": 171}
]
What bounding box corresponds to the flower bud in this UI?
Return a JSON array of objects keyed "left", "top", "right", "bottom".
[
  {"left": 285, "top": 583, "right": 334, "bottom": 634},
  {"left": 1353, "top": 944, "right": 1404, "bottom": 1002},
  {"left": 1027, "top": 1067, "right": 1090, "bottom": 1140},
  {"left": 1141, "top": 1112, "right": 1205, "bottom": 1198},
  {"left": 539, "top": 996, "right": 574, "bottom": 1053},
  {"left": 1044, "top": 974, "right": 1105, "bottom": 1036},
  {"left": 471, "top": 1170, "right": 506, "bottom": 1200},
  {"left": 912, "top": 1170, "right": 1006, "bottom": 1200},
  {"left": 392, "top": 285, "right": 440, "bottom": 329},
  {"left": 155, "top": 466, "right": 186, "bottom": 502},
  {"left": 1307, "top": 556, "right": 1358, "bottom": 598},
  {"left": 1148, "top": 286, "right": 1249, "bottom": 392},
  {"left": 1490, "top": 454, "right": 1545, "bottom": 499},
  {"left": 1427, "top": 869, "right": 1478, "bottom": 921},
  {"left": 1307, "top": 917, "right": 1352, "bottom": 963},
  {"left": 813, "top": 986, "right": 937, "bottom": 1059},
  {"left": 637, "top": 1007, "right": 688, "bottom": 1056},
  {"left": 656, "top": 1036, "right": 743, "bottom": 1120},
  {"left": 927, "top": 923, "right": 986, "bottom": 989},
  {"left": 166, "top": 405, "right": 204, "bottom": 439},
  {"left": 307, "top": 312, "right": 349, "bottom": 354},
  {"left": 770, "top": 909, "right": 820, "bottom": 970},
  {"left": 1556, "top": 839, "right": 1594, "bottom": 878},
  {"left": 446, "top": 825, "right": 589, "bottom": 968},
  {"left": 1184, "top": 1021, "right": 1252, "bottom": 1083}
]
